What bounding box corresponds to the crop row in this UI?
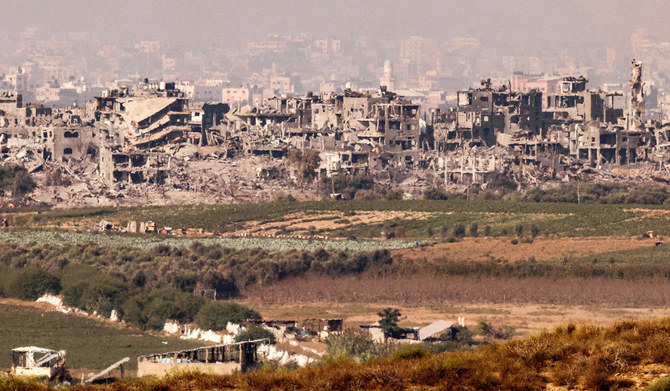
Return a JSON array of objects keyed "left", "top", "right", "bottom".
[{"left": 0, "top": 230, "right": 423, "bottom": 252}]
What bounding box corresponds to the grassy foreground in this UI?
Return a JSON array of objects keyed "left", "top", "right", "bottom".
[
  {"left": 0, "top": 302, "right": 204, "bottom": 371},
  {"left": 7, "top": 317, "right": 670, "bottom": 390}
]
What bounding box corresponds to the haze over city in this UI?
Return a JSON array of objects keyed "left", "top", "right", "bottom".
[
  {"left": 4, "top": 2, "right": 670, "bottom": 389},
  {"left": 2, "top": 0, "right": 670, "bottom": 94}
]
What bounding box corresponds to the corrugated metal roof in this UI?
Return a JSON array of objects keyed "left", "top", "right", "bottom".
[
  {"left": 418, "top": 320, "right": 453, "bottom": 341},
  {"left": 12, "top": 346, "right": 58, "bottom": 353}
]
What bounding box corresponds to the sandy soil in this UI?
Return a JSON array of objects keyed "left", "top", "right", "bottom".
[
  {"left": 246, "top": 301, "right": 670, "bottom": 338},
  {"left": 394, "top": 236, "right": 657, "bottom": 262}
]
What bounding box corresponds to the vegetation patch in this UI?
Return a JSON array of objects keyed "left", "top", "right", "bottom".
[{"left": 0, "top": 302, "right": 203, "bottom": 370}]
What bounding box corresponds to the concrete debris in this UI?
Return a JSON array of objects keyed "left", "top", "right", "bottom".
[{"left": 2, "top": 60, "right": 670, "bottom": 207}]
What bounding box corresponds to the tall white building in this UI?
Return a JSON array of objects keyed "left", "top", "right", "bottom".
[{"left": 379, "top": 60, "right": 395, "bottom": 91}]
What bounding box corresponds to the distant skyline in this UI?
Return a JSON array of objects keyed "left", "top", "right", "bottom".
[{"left": 1, "top": 0, "right": 669, "bottom": 53}]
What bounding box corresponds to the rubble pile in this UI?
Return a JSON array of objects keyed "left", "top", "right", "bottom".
[{"left": 2, "top": 60, "right": 670, "bottom": 208}]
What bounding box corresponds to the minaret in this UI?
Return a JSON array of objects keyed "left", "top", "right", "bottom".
[
  {"left": 380, "top": 59, "right": 395, "bottom": 91},
  {"left": 628, "top": 59, "right": 645, "bottom": 131}
]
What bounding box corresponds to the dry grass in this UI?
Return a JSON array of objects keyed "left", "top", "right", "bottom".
[
  {"left": 395, "top": 236, "right": 657, "bottom": 262},
  {"left": 10, "top": 317, "right": 670, "bottom": 390},
  {"left": 241, "top": 275, "right": 670, "bottom": 307}
]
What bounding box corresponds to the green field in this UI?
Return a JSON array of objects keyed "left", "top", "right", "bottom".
[
  {"left": 0, "top": 230, "right": 422, "bottom": 252},
  {"left": 4, "top": 199, "right": 670, "bottom": 239},
  {"left": 0, "top": 302, "right": 205, "bottom": 371}
]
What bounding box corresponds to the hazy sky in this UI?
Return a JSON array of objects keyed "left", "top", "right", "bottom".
[{"left": 2, "top": 0, "right": 669, "bottom": 52}]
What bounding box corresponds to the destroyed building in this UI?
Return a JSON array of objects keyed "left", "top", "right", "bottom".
[
  {"left": 2, "top": 60, "right": 670, "bottom": 207},
  {"left": 137, "top": 340, "right": 266, "bottom": 377},
  {"left": 424, "top": 60, "right": 668, "bottom": 189}
]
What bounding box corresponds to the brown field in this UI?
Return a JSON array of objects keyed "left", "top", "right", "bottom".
[
  {"left": 394, "top": 236, "right": 656, "bottom": 262},
  {"left": 241, "top": 275, "right": 670, "bottom": 337},
  {"left": 246, "top": 299, "right": 670, "bottom": 338}
]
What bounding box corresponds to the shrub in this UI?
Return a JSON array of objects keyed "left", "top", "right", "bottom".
[
  {"left": 391, "top": 344, "right": 428, "bottom": 360},
  {"left": 0, "top": 164, "right": 36, "bottom": 197},
  {"left": 645, "top": 377, "right": 670, "bottom": 391},
  {"left": 474, "top": 320, "right": 515, "bottom": 340},
  {"left": 484, "top": 225, "right": 491, "bottom": 236},
  {"left": 9, "top": 268, "right": 61, "bottom": 300},
  {"left": 138, "top": 288, "right": 205, "bottom": 329},
  {"left": 530, "top": 225, "right": 540, "bottom": 238},
  {"left": 195, "top": 301, "right": 260, "bottom": 331},
  {"left": 550, "top": 362, "right": 579, "bottom": 387},
  {"left": 325, "top": 329, "right": 378, "bottom": 361},
  {"left": 423, "top": 187, "right": 449, "bottom": 200},
  {"left": 515, "top": 224, "right": 524, "bottom": 237},
  {"left": 235, "top": 325, "right": 276, "bottom": 344},
  {"left": 440, "top": 225, "right": 449, "bottom": 237},
  {"left": 454, "top": 224, "right": 466, "bottom": 237},
  {"left": 469, "top": 223, "right": 479, "bottom": 237}
]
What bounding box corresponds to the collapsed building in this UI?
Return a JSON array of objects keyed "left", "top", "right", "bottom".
[
  {"left": 2, "top": 60, "right": 670, "bottom": 207},
  {"left": 137, "top": 340, "right": 266, "bottom": 377},
  {"left": 425, "top": 60, "right": 669, "bottom": 188},
  {"left": 227, "top": 87, "right": 423, "bottom": 174}
]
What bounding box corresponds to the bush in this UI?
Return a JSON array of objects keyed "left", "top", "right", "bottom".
[
  {"left": 391, "top": 344, "right": 428, "bottom": 360},
  {"left": 474, "top": 320, "right": 515, "bottom": 340},
  {"left": 469, "top": 223, "right": 479, "bottom": 237},
  {"left": 62, "top": 271, "right": 128, "bottom": 317},
  {"left": 645, "top": 377, "right": 670, "bottom": 391},
  {"left": 530, "top": 225, "right": 540, "bottom": 238},
  {"left": 325, "top": 329, "right": 379, "bottom": 361},
  {"left": 235, "top": 325, "right": 276, "bottom": 344},
  {"left": 423, "top": 187, "right": 449, "bottom": 200},
  {"left": 0, "top": 164, "right": 36, "bottom": 197},
  {"left": 524, "top": 182, "right": 670, "bottom": 205},
  {"left": 195, "top": 301, "right": 260, "bottom": 331},
  {"left": 320, "top": 174, "right": 375, "bottom": 200},
  {"left": 119, "top": 288, "right": 206, "bottom": 330},
  {"left": 454, "top": 224, "right": 466, "bottom": 237},
  {"left": 9, "top": 268, "right": 61, "bottom": 300},
  {"left": 515, "top": 224, "right": 524, "bottom": 237}
]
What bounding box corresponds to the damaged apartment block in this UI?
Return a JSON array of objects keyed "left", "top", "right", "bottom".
[{"left": 1, "top": 59, "right": 670, "bottom": 206}]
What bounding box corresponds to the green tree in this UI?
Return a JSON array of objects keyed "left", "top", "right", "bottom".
[
  {"left": 195, "top": 301, "right": 260, "bottom": 331},
  {"left": 324, "top": 329, "right": 378, "bottom": 361},
  {"left": 454, "top": 224, "right": 466, "bottom": 237},
  {"left": 9, "top": 268, "right": 61, "bottom": 300},
  {"left": 0, "top": 164, "right": 36, "bottom": 197},
  {"left": 377, "top": 307, "right": 402, "bottom": 339},
  {"left": 469, "top": 223, "right": 479, "bottom": 237},
  {"left": 235, "top": 325, "right": 276, "bottom": 344}
]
